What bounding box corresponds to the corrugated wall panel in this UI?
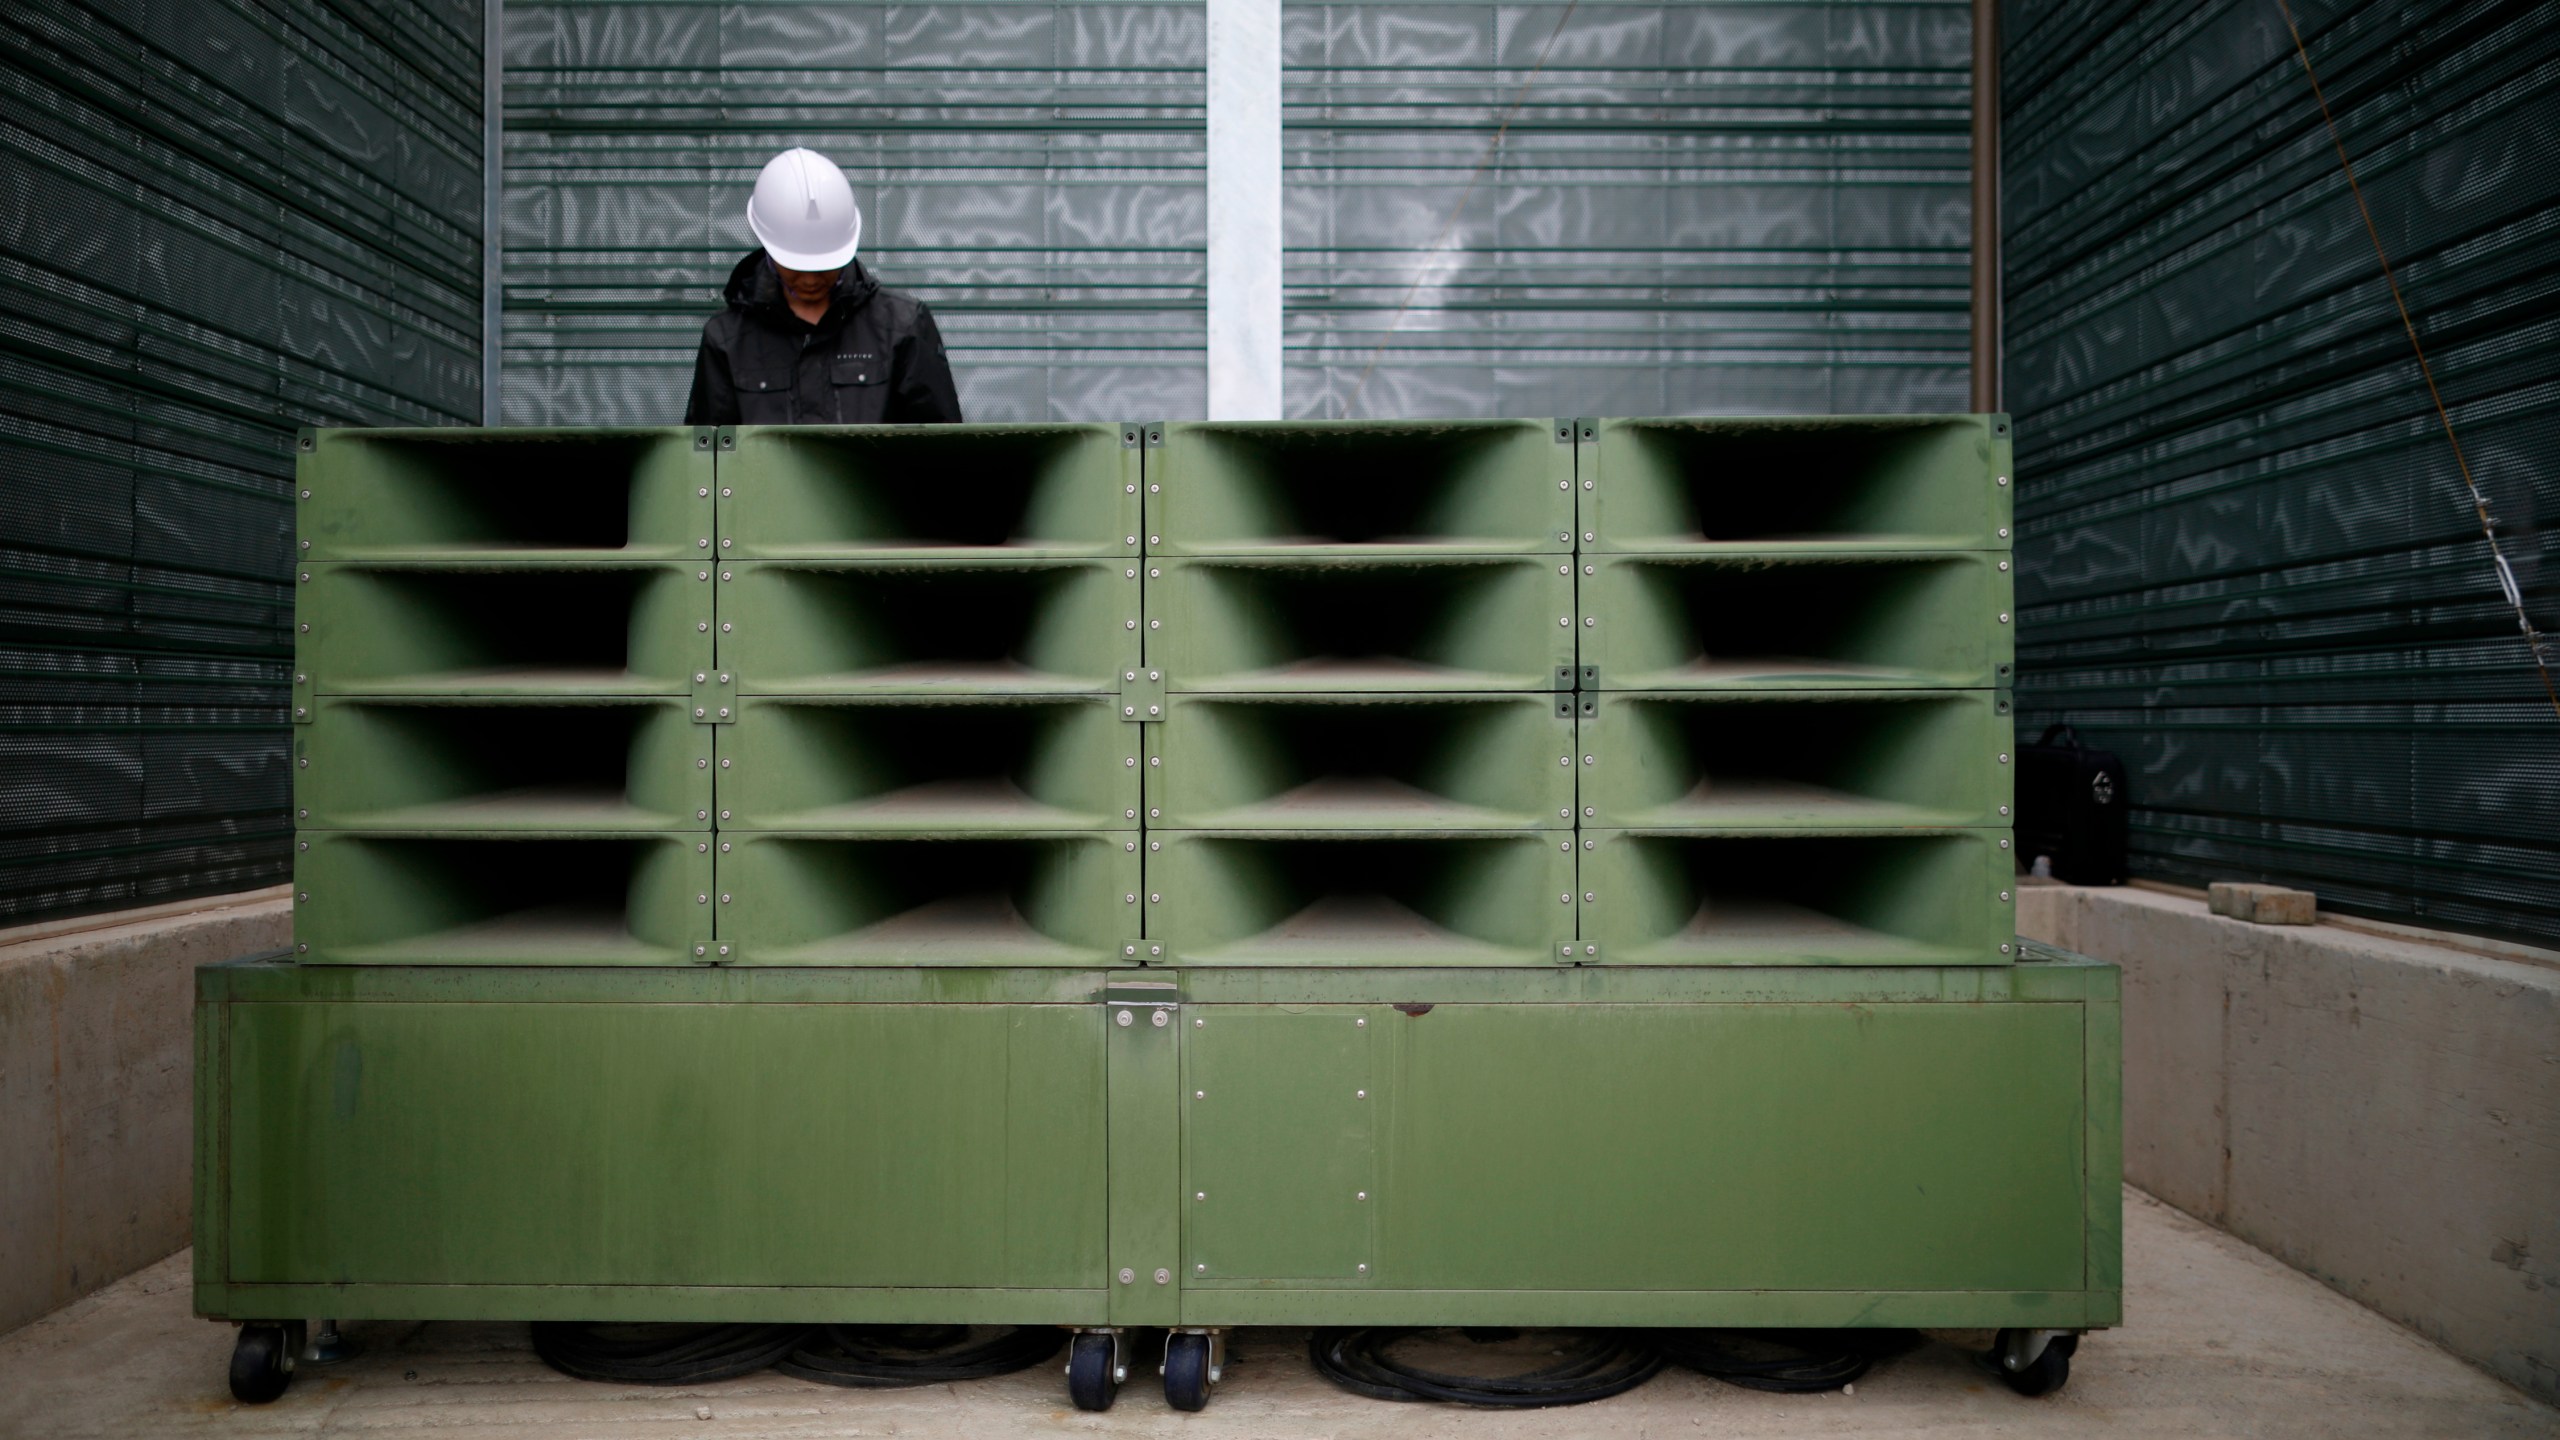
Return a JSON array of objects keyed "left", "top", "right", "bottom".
[
  {"left": 0, "top": 0, "right": 482, "bottom": 924},
  {"left": 2004, "top": 0, "right": 2560, "bottom": 944},
  {"left": 499, "top": 2, "right": 1208, "bottom": 424},
  {"left": 1283, "top": 0, "right": 1975, "bottom": 419}
]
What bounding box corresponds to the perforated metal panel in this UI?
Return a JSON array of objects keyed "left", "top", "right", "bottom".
[
  {"left": 2004, "top": 0, "right": 2560, "bottom": 944},
  {"left": 0, "top": 1, "right": 484, "bottom": 924}
]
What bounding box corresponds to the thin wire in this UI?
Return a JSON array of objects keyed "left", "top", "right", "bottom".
[
  {"left": 2272, "top": 0, "right": 2560, "bottom": 722},
  {"left": 1341, "top": 0, "right": 1583, "bottom": 419}
]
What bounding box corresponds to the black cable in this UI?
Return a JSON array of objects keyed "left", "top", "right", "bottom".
[
  {"left": 1651, "top": 1329, "right": 1916, "bottom": 1394},
  {"left": 1308, "top": 1327, "right": 1664, "bottom": 1407},
  {"left": 777, "top": 1324, "right": 1065, "bottom": 1388},
  {"left": 530, "top": 1322, "right": 809, "bottom": 1385}
]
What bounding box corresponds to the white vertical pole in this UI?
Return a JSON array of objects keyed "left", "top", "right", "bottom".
[{"left": 1206, "top": 0, "right": 1282, "bottom": 419}]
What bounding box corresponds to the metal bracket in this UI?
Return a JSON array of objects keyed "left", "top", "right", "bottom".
[
  {"left": 1119, "top": 937, "right": 1169, "bottom": 964},
  {"left": 1553, "top": 693, "right": 1576, "bottom": 719},
  {"left": 291, "top": 671, "right": 314, "bottom": 724},
  {"left": 1121, "top": 421, "right": 1165, "bottom": 449},
  {"left": 1552, "top": 664, "right": 1575, "bottom": 692},
  {"left": 1553, "top": 418, "right": 1576, "bottom": 443},
  {"left": 1574, "top": 417, "right": 1597, "bottom": 443},
  {"left": 1556, "top": 940, "right": 1601, "bottom": 964},
  {"left": 1578, "top": 664, "right": 1599, "bottom": 690},
  {"left": 716, "top": 428, "right": 737, "bottom": 453},
  {"left": 690, "top": 670, "right": 736, "bottom": 725},
  {"left": 1118, "top": 667, "right": 1165, "bottom": 723},
  {"left": 1100, "top": 968, "right": 1177, "bottom": 1004}
]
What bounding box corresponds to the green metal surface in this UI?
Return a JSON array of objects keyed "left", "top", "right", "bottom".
[
  {"left": 1147, "top": 833, "right": 1578, "bottom": 966},
  {"left": 292, "top": 832, "right": 712, "bottom": 965},
  {"left": 1585, "top": 690, "right": 2013, "bottom": 831},
  {"left": 298, "top": 563, "right": 713, "bottom": 697},
  {"left": 1149, "top": 420, "right": 1574, "bottom": 555},
  {"left": 718, "top": 560, "right": 1139, "bottom": 696},
  {"left": 719, "top": 424, "right": 1141, "bottom": 561},
  {"left": 1152, "top": 557, "right": 1575, "bottom": 693},
  {"left": 713, "top": 832, "right": 1141, "bottom": 966},
  {"left": 295, "top": 697, "right": 711, "bottom": 832},
  {"left": 1582, "top": 416, "right": 2012, "bottom": 553},
  {"left": 196, "top": 958, "right": 2118, "bottom": 1329},
  {"left": 297, "top": 428, "right": 714, "bottom": 562},
  {"left": 719, "top": 696, "right": 1139, "bottom": 833},
  {"left": 1148, "top": 693, "right": 1575, "bottom": 831},
  {"left": 1583, "top": 552, "right": 2015, "bottom": 691},
  {"left": 209, "top": 994, "right": 1107, "bottom": 1296},
  {"left": 1581, "top": 830, "right": 2015, "bottom": 966}
]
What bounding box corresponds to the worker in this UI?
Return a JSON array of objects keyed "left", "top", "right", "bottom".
[{"left": 684, "top": 147, "right": 963, "bottom": 425}]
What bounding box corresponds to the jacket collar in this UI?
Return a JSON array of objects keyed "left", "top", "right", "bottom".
[{"left": 722, "top": 250, "right": 880, "bottom": 334}]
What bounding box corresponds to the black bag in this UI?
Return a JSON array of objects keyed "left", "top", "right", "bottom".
[{"left": 2017, "top": 723, "right": 2129, "bottom": 885}]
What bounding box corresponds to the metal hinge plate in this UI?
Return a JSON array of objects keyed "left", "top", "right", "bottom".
[
  {"left": 1556, "top": 941, "right": 1602, "bottom": 964},
  {"left": 1578, "top": 664, "right": 1599, "bottom": 690},
  {"left": 291, "top": 671, "right": 314, "bottom": 724},
  {"left": 690, "top": 670, "right": 737, "bottom": 724},
  {"left": 1121, "top": 421, "right": 1165, "bottom": 449},
  {"left": 1118, "top": 937, "right": 1169, "bottom": 964},
  {"left": 1118, "top": 667, "right": 1165, "bottom": 723}
]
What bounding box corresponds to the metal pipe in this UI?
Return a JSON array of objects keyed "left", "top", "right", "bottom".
[{"left": 1970, "top": 0, "right": 2001, "bottom": 414}]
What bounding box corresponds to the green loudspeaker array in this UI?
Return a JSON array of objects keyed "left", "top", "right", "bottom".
[
  {"left": 1576, "top": 416, "right": 2019, "bottom": 966},
  {"left": 1141, "top": 422, "right": 1582, "bottom": 965},
  {"left": 289, "top": 429, "right": 720, "bottom": 964},
  {"left": 708, "top": 424, "right": 1145, "bottom": 958}
]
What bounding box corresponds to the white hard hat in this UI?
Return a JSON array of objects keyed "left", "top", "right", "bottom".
[{"left": 747, "top": 148, "right": 862, "bottom": 271}]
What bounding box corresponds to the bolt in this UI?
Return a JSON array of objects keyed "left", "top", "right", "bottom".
[
  {"left": 1195, "top": 1091, "right": 1205, "bottom": 1099},
  {"left": 1358, "top": 1263, "right": 1370, "bottom": 1273},
  {"left": 1356, "top": 1191, "right": 1368, "bottom": 1201},
  {"left": 1355, "top": 1017, "right": 1365, "bottom": 1028},
  {"left": 2000, "top": 890, "right": 2012, "bottom": 902},
  {"left": 1584, "top": 892, "right": 1595, "bottom": 902},
  {"left": 1196, "top": 1190, "right": 1206, "bottom": 1200},
  {"left": 1152, "top": 1009, "right": 1169, "bottom": 1027},
  {"left": 1998, "top": 475, "right": 2009, "bottom": 486},
  {"left": 1119, "top": 1268, "right": 1135, "bottom": 1285},
  {"left": 1116, "top": 1010, "right": 1133, "bottom": 1027},
  {"left": 1355, "top": 1089, "right": 1366, "bottom": 1098},
  {"left": 1155, "top": 1268, "right": 1170, "bottom": 1285}
]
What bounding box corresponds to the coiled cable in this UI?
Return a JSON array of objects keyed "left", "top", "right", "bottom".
[
  {"left": 777, "top": 1324, "right": 1064, "bottom": 1388},
  {"left": 530, "top": 1322, "right": 808, "bottom": 1385},
  {"left": 1308, "top": 1327, "right": 1663, "bottom": 1407},
  {"left": 1652, "top": 1329, "right": 1914, "bottom": 1393}
]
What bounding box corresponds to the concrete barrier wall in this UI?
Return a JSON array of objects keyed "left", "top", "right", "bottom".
[
  {"left": 0, "top": 890, "right": 291, "bottom": 1335},
  {"left": 2020, "top": 883, "right": 2560, "bottom": 1402}
]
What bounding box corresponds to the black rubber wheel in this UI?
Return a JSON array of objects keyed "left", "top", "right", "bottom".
[
  {"left": 1993, "top": 1331, "right": 2071, "bottom": 1398},
  {"left": 1163, "top": 1332, "right": 1212, "bottom": 1412},
  {"left": 229, "top": 1324, "right": 292, "bottom": 1404},
  {"left": 1066, "top": 1332, "right": 1118, "bottom": 1412}
]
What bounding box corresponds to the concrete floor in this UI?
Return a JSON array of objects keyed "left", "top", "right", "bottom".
[{"left": 0, "top": 1190, "right": 2550, "bottom": 1440}]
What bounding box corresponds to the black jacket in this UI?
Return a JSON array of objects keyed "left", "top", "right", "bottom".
[{"left": 683, "top": 253, "right": 963, "bottom": 425}]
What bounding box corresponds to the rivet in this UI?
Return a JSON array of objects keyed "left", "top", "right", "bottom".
[
  {"left": 1194, "top": 1018, "right": 1204, "bottom": 1028},
  {"left": 1127, "top": 619, "right": 1138, "bottom": 629},
  {"left": 1997, "top": 475, "right": 2009, "bottom": 486},
  {"left": 1152, "top": 1009, "right": 1169, "bottom": 1027},
  {"left": 698, "top": 758, "right": 709, "bottom": 769},
  {"left": 722, "top": 623, "right": 732, "bottom": 632},
  {"left": 1150, "top": 484, "right": 1160, "bottom": 493},
  {"left": 1126, "top": 758, "right": 1137, "bottom": 768},
  {"left": 1196, "top": 1190, "right": 1206, "bottom": 1199},
  {"left": 2000, "top": 839, "right": 2012, "bottom": 850},
  {"left": 720, "top": 810, "right": 730, "bottom": 818},
  {"left": 1999, "top": 560, "right": 2010, "bottom": 571},
  {"left": 1196, "top": 1263, "right": 1207, "bottom": 1273},
  {"left": 1126, "top": 536, "right": 1138, "bottom": 545},
  {"left": 1560, "top": 564, "right": 1570, "bottom": 575},
  {"left": 1999, "top": 527, "right": 2010, "bottom": 539},
  {"left": 1150, "top": 840, "right": 1161, "bottom": 851},
  {"left": 695, "top": 945, "right": 707, "bottom": 956},
  {"left": 698, "top": 894, "right": 709, "bottom": 904},
  {"left": 1583, "top": 755, "right": 1594, "bottom": 765},
  {"left": 698, "top": 810, "right": 709, "bottom": 819},
  {"left": 1584, "top": 892, "right": 1595, "bottom": 902},
  {"left": 1149, "top": 670, "right": 1160, "bottom": 681},
  {"left": 1560, "top": 893, "right": 1571, "bottom": 903},
  {"left": 1149, "top": 619, "right": 1160, "bottom": 629},
  {"left": 298, "top": 757, "right": 309, "bottom": 768},
  {"left": 1356, "top": 1191, "right": 1368, "bottom": 1201},
  {"left": 720, "top": 572, "right": 731, "bottom": 582},
  {"left": 1119, "top": 1267, "right": 1135, "bottom": 1285},
  {"left": 300, "top": 489, "right": 312, "bottom": 500},
  {"left": 1149, "top": 567, "right": 1161, "bottom": 578},
  {"left": 696, "top": 707, "right": 707, "bottom": 718},
  {"left": 1559, "top": 616, "right": 1570, "bottom": 627},
  {"left": 1127, "top": 484, "right": 1137, "bottom": 493},
  {"left": 297, "top": 891, "right": 309, "bottom": 902},
  {"left": 1127, "top": 569, "right": 1137, "bottom": 578},
  {"left": 1582, "top": 480, "right": 1594, "bottom": 490},
  {"left": 1196, "top": 1091, "right": 1206, "bottom": 1099},
  {"left": 298, "top": 841, "right": 308, "bottom": 851},
  {"left": 297, "top": 809, "right": 307, "bottom": 819},
  {"left": 698, "top": 538, "right": 709, "bottom": 548},
  {"left": 698, "top": 621, "right": 710, "bottom": 631},
  {"left": 1116, "top": 1009, "right": 1134, "bottom": 1027},
  {"left": 1999, "top": 753, "right": 2010, "bottom": 764},
  {"left": 1355, "top": 1089, "right": 1366, "bottom": 1099},
  {"left": 1355, "top": 1017, "right": 1366, "bottom": 1027},
  {"left": 1149, "top": 535, "right": 1160, "bottom": 545},
  {"left": 1998, "top": 613, "right": 2010, "bottom": 624},
  {"left": 299, "top": 539, "right": 310, "bottom": 551},
  {"left": 1126, "top": 893, "right": 1138, "bottom": 903},
  {"left": 1584, "top": 617, "right": 1595, "bottom": 627},
  {"left": 1150, "top": 807, "right": 1161, "bottom": 818},
  {"left": 720, "top": 842, "right": 731, "bottom": 853},
  {"left": 1999, "top": 805, "right": 2010, "bottom": 816},
  {"left": 297, "top": 943, "right": 309, "bottom": 953},
  {"left": 2000, "top": 890, "right": 2013, "bottom": 902},
  {"left": 720, "top": 892, "right": 731, "bottom": 902},
  {"left": 1584, "top": 944, "right": 1597, "bottom": 955},
  {"left": 1583, "top": 806, "right": 1594, "bottom": 817},
  {"left": 1150, "top": 893, "right": 1161, "bottom": 903},
  {"left": 2002, "top": 943, "right": 2015, "bottom": 954},
  {"left": 1583, "top": 532, "right": 1594, "bottom": 542},
  {"left": 299, "top": 623, "right": 310, "bottom": 632},
  {"left": 721, "top": 538, "right": 732, "bottom": 549},
  {"left": 698, "top": 842, "right": 708, "bottom": 852},
  {"left": 1357, "top": 1263, "right": 1369, "bottom": 1273},
  {"left": 1155, "top": 1268, "right": 1170, "bottom": 1285},
  {"left": 698, "top": 487, "right": 709, "bottom": 497}
]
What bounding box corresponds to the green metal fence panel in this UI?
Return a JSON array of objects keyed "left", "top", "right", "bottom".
[
  {"left": 0, "top": 1, "right": 484, "bottom": 924},
  {"left": 1148, "top": 831, "right": 1576, "bottom": 965},
  {"left": 712, "top": 832, "right": 1142, "bottom": 965},
  {"left": 717, "top": 695, "right": 1140, "bottom": 832},
  {"left": 1151, "top": 557, "right": 1574, "bottom": 693},
  {"left": 1582, "top": 552, "right": 2016, "bottom": 691},
  {"left": 1583, "top": 690, "right": 2013, "bottom": 832},
  {"left": 719, "top": 423, "right": 1143, "bottom": 561},
  {"left": 2004, "top": 0, "right": 2560, "bottom": 945},
  {"left": 1582, "top": 416, "right": 2013, "bottom": 554},
  {"left": 718, "top": 559, "right": 1141, "bottom": 696},
  {"left": 1149, "top": 420, "right": 1574, "bottom": 555},
  {"left": 294, "top": 696, "right": 712, "bottom": 832},
  {"left": 1146, "top": 693, "right": 1575, "bottom": 831},
  {"left": 292, "top": 832, "right": 713, "bottom": 964},
  {"left": 297, "top": 563, "right": 714, "bottom": 697},
  {"left": 1579, "top": 830, "right": 2016, "bottom": 966},
  {"left": 296, "top": 429, "right": 715, "bottom": 562}
]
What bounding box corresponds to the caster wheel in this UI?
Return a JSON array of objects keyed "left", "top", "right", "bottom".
[
  {"left": 1163, "top": 1332, "right": 1212, "bottom": 1412},
  {"left": 1066, "top": 1332, "right": 1118, "bottom": 1412},
  {"left": 229, "top": 1323, "right": 296, "bottom": 1404},
  {"left": 1992, "top": 1329, "right": 2072, "bottom": 1397}
]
